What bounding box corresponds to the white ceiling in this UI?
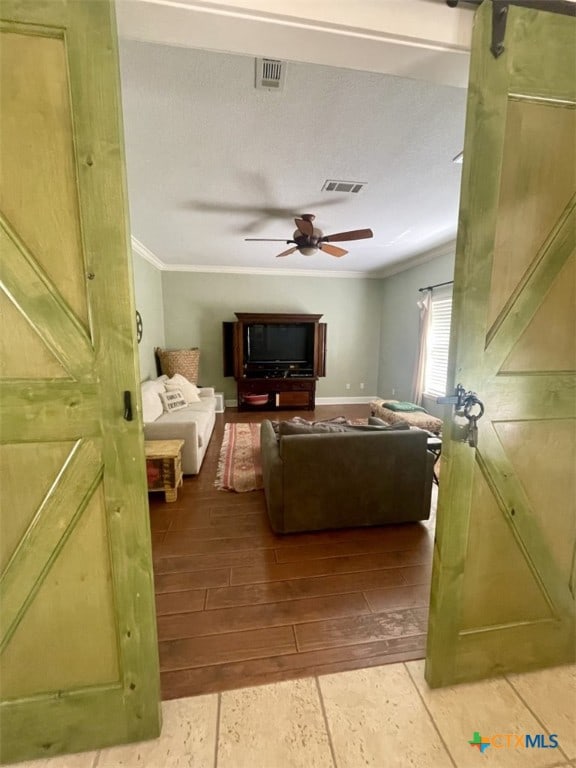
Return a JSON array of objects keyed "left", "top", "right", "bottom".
[{"left": 119, "top": 40, "right": 467, "bottom": 276}]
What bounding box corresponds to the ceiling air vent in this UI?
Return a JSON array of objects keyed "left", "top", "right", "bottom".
[
  {"left": 255, "top": 58, "right": 286, "bottom": 91},
  {"left": 322, "top": 179, "right": 366, "bottom": 194}
]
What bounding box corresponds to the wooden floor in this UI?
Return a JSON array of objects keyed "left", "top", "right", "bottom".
[{"left": 150, "top": 405, "right": 435, "bottom": 700}]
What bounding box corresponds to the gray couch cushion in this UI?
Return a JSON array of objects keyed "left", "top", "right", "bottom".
[
  {"left": 352, "top": 420, "right": 410, "bottom": 431},
  {"left": 277, "top": 418, "right": 409, "bottom": 438},
  {"left": 278, "top": 421, "right": 351, "bottom": 436}
]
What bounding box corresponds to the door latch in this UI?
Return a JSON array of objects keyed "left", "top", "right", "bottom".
[
  {"left": 438, "top": 383, "right": 485, "bottom": 448},
  {"left": 437, "top": 383, "right": 467, "bottom": 408},
  {"left": 123, "top": 390, "right": 133, "bottom": 422}
]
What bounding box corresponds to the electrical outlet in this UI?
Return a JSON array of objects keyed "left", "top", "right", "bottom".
[
  {"left": 360, "top": 382, "right": 365, "bottom": 390},
  {"left": 345, "top": 383, "right": 351, "bottom": 390},
  {"left": 392, "top": 388, "right": 396, "bottom": 396}
]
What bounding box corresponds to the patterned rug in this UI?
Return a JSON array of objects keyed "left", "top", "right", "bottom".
[
  {"left": 215, "top": 417, "right": 368, "bottom": 493},
  {"left": 215, "top": 423, "right": 263, "bottom": 493}
]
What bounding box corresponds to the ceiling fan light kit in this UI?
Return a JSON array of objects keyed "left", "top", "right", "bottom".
[{"left": 245, "top": 213, "right": 374, "bottom": 259}]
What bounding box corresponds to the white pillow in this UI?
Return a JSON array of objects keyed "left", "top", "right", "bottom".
[
  {"left": 147, "top": 376, "right": 168, "bottom": 395},
  {"left": 159, "top": 389, "right": 188, "bottom": 413},
  {"left": 165, "top": 373, "right": 201, "bottom": 403},
  {"left": 141, "top": 380, "right": 164, "bottom": 423}
]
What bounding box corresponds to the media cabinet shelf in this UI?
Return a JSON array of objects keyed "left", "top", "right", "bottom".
[
  {"left": 237, "top": 377, "right": 316, "bottom": 411},
  {"left": 223, "top": 312, "right": 326, "bottom": 411}
]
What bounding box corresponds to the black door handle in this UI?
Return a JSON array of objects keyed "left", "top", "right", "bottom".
[{"left": 123, "top": 390, "right": 133, "bottom": 421}]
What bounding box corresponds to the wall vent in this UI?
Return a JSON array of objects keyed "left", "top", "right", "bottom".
[
  {"left": 255, "top": 58, "right": 286, "bottom": 91},
  {"left": 322, "top": 179, "right": 366, "bottom": 194}
]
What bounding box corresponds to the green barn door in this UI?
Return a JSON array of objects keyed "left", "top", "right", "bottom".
[
  {"left": 426, "top": 0, "right": 575, "bottom": 687},
  {"left": 0, "top": 1, "right": 161, "bottom": 763}
]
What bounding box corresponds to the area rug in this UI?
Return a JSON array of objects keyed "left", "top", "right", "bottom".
[
  {"left": 215, "top": 417, "right": 368, "bottom": 493},
  {"left": 215, "top": 423, "right": 264, "bottom": 493}
]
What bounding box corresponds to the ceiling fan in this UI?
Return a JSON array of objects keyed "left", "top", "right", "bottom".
[{"left": 245, "top": 214, "right": 373, "bottom": 258}]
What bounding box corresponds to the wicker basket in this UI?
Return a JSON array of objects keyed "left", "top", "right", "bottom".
[{"left": 155, "top": 347, "right": 200, "bottom": 383}]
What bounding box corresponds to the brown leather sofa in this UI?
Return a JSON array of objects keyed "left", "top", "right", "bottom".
[{"left": 260, "top": 419, "right": 434, "bottom": 534}]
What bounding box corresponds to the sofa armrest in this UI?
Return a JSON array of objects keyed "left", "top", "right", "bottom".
[
  {"left": 260, "top": 421, "right": 284, "bottom": 533},
  {"left": 144, "top": 419, "right": 199, "bottom": 474}
]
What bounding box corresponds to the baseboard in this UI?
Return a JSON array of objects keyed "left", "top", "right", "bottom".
[
  {"left": 224, "top": 396, "right": 376, "bottom": 408},
  {"left": 316, "top": 396, "right": 376, "bottom": 405}
]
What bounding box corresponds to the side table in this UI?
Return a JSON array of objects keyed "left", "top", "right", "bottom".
[
  {"left": 427, "top": 436, "right": 442, "bottom": 486},
  {"left": 144, "top": 439, "right": 184, "bottom": 502}
]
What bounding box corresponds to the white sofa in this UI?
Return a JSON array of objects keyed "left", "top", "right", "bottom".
[{"left": 141, "top": 377, "right": 217, "bottom": 475}]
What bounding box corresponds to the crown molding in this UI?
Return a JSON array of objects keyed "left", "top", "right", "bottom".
[
  {"left": 162, "top": 263, "right": 375, "bottom": 278},
  {"left": 372, "top": 239, "right": 457, "bottom": 279},
  {"left": 130, "top": 236, "right": 456, "bottom": 279},
  {"left": 131, "top": 236, "right": 167, "bottom": 270}
]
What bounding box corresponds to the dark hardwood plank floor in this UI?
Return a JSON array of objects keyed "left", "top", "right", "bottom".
[{"left": 149, "top": 405, "right": 436, "bottom": 699}]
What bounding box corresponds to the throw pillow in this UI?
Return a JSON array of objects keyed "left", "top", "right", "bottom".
[
  {"left": 277, "top": 421, "right": 351, "bottom": 437},
  {"left": 367, "top": 416, "right": 410, "bottom": 430},
  {"left": 382, "top": 401, "right": 427, "bottom": 413},
  {"left": 165, "top": 373, "right": 201, "bottom": 403},
  {"left": 368, "top": 416, "right": 390, "bottom": 426},
  {"left": 343, "top": 423, "right": 410, "bottom": 432},
  {"left": 275, "top": 418, "right": 412, "bottom": 438},
  {"left": 159, "top": 389, "right": 188, "bottom": 413},
  {"left": 141, "top": 380, "right": 164, "bottom": 423},
  {"left": 272, "top": 416, "right": 362, "bottom": 436}
]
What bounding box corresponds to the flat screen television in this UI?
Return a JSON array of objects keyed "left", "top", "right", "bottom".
[{"left": 245, "top": 323, "right": 314, "bottom": 364}]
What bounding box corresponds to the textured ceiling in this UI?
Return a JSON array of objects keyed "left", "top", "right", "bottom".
[{"left": 119, "top": 41, "right": 467, "bottom": 275}]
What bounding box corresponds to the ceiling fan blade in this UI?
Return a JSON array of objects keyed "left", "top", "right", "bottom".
[
  {"left": 321, "top": 228, "right": 374, "bottom": 243},
  {"left": 320, "top": 243, "right": 348, "bottom": 258},
  {"left": 295, "top": 218, "right": 314, "bottom": 237},
  {"left": 276, "top": 246, "right": 299, "bottom": 258},
  {"left": 245, "top": 238, "right": 294, "bottom": 242}
]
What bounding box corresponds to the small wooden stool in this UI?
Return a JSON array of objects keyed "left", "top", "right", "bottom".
[{"left": 144, "top": 439, "right": 184, "bottom": 502}]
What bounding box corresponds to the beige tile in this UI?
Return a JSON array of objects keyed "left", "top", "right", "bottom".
[
  {"left": 218, "top": 677, "right": 334, "bottom": 768},
  {"left": 319, "top": 663, "right": 454, "bottom": 768},
  {"left": 538, "top": 763, "right": 573, "bottom": 768},
  {"left": 97, "top": 694, "right": 217, "bottom": 767},
  {"left": 507, "top": 664, "right": 576, "bottom": 760},
  {"left": 407, "top": 659, "right": 565, "bottom": 767},
  {"left": 543, "top": 763, "right": 574, "bottom": 768},
  {"left": 534, "top": 763, "right": 572, "bottom": 768},
  {"left": 6, "top": 755, "right": 96, "bottom": 768}
]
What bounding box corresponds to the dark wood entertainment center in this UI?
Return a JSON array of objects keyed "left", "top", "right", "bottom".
[{"left": 223, "top": 313, "right": 326, "bottom": 411}]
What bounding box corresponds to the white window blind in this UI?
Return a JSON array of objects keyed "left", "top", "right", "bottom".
[{"left": 424, "top": 286, "right": 453, "bottom": 398}]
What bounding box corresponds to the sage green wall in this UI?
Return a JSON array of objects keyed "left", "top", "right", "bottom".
[
  {"left": 131, "top": 251, "right": 166, "bottom": 380},
  {"left": 161, "top": 272, "right": 382, "bottom": 401},
  {"left": 133, "top": 255, "right": 455, "bottom": 406},
  {"left": 377, "top": 251, "right": 455, "bottom": 417}
]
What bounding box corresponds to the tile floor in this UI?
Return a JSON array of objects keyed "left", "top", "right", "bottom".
[{"left": 12, "top": 660, "right": 575, "bottom": 768}]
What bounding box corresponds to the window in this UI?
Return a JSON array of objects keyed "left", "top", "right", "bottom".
[{"left": 424, "top": 286, "right": 453, "bottom": 397}]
